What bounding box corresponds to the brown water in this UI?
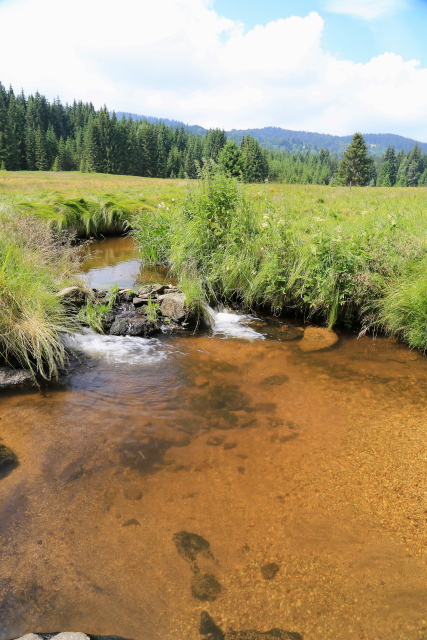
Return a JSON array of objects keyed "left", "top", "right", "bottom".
[
  {"left": 78, "top": 236, "right": 173, "bottom": 289},
  {"left": 1, "top": 239, "right": 427, "bottom": 640}
]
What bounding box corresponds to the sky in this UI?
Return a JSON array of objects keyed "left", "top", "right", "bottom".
[{"left": 0, "top": 0, "right": 427, "bottom": 139}]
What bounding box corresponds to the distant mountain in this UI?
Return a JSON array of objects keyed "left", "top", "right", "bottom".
[
  {"left": 114, "top": 112, "right": 206, "bottom": 136},
  {"left": 114, "top": 112, "right": 427, "bottom": 156},
  {"left": 227, "top": 127, "right": 427, "bottom": 156}
]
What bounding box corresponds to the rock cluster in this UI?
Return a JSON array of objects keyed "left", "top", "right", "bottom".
[
  {"left": 102, "top": 284, "right": 195, "bottom": 337},
  {"left": 58, "top": 283, "right": 197, "bottom": 338}
]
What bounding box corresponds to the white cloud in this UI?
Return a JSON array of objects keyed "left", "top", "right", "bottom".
[
  {"left": 0, "top": 0, "right": 426, "bottom": 139},
  {"left": 324, "top": 0, "right": 407, "bottom": 20}
]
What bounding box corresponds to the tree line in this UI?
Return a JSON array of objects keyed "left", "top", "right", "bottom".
[{"left": 1, "top": 82, "right": 426, "bottom": 186}]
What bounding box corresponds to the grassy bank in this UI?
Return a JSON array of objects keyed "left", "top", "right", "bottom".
[
  {"left": 0, "top": 204, "right": 82, "bottom": 378},
  {"left": 0, "top": 172, "right": 186, "bottom": 379},
  {"left": 3, "top": 168, "right": 427, "bottom": 381},
  {"left": 133, "top": 165, "right": 427, "bottom": 350},
  {"left": 0, "top": 171, "right": 187, "bottom": 237}
]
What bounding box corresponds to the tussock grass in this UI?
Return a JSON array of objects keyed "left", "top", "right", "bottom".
[
  {"left": 0, "top": 207, "right": 81, "bottom": 378},
  {"left": 133, "top": 165, "right": 427, "bottom": 350}
]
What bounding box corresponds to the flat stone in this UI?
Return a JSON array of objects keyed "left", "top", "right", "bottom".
[
  {"left": 0, "top": 366, "right": 33, "bottom": 389},
  {"left": 51, "top": 634, "right": 90, "bottom": 640},
  {"left": 13, "top": 634, "right": 41, "bottom": 640},
  {"left": 137, "top": 285, "right": 157, "bottom": 298},
  {"left": 132, "top": 297, "right": 146, "bottom": 307},
  {"left": 55, "top": 286, "right": 87, "bottom": 306},
  {"left": 299, "top": 326, "right": 339, "bottom": 352}
]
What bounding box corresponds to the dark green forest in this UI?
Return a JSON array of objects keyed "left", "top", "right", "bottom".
[{"left": 1, "top": 82, "right": 427, "bottom": 185}]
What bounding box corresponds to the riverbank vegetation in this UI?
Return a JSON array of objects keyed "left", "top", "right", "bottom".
[
  {"left": 1, "top": 82, "right": 427, "bottom": 185},
  {"left": 134, "top": 165, "right": 427, "bottom": 350},
  {"left": 0, "top": 206, "right": 81, "bottom": 378},
  {"left": 3, "top": 167, "right": 427, "bottom": 382}
]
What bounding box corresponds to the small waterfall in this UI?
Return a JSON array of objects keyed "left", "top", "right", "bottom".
[
  {"left": 63, "top": 329, "right": 167, "bottom": 365},
  {"left": 203, "top": 304, "right": 264, "bottom": 340}
]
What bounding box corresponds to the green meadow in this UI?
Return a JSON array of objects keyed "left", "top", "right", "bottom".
[{"left": 2, "top": 169, "right": 427, "bottom": 379}]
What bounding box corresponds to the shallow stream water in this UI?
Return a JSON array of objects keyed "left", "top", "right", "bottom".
[{"left": 1, "top": 238, "right": 427, "bottom": 640}]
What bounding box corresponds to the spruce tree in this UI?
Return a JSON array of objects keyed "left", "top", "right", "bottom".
[
  {"left": 218, "top": 140, "right": 242, "bottom": 177},
  {"left": 241, "top": 135, "right": 268, "bottom": 183},
  {"left": 377, "top": 146, "right": 397, "bottom": 186},
  {"left": 406, "top": 144, "right": 422, "bottom": 186},
  {"left": 336, "top": 133, "right": 372, "bottom": 186}
]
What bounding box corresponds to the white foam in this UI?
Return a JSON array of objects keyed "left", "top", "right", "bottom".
[
  {"left": 63, "top": 329, "right": 167, "bottom": 365},
  {"left": 209, "top": 308, "right": 264, "bottom": 340}
]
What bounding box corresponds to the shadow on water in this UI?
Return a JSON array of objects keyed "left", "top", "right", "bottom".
[{"left": 3, "top": 238, "right": 427, "bottom": 640}]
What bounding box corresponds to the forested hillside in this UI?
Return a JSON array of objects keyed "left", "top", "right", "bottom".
[
  {"left": 227, "top": 127, "right": 427, "bottom": 156},
  {"left": 1, "top": 82, "right": 427, "bottom": 185},
  {"left": 116, "top": 112, "right": 427, "bottom": 156}
]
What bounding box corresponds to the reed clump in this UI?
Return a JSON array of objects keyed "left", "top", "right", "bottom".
[
  {"left": 0, "top": 206, "right": 82, "bottom": 378},
  {"left": 133, "top": 164, "right": 427, "bottom": 350}
]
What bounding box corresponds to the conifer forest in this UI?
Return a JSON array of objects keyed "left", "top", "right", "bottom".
[{"left": 1, "top": 82, "right": 427, "bottom": 186}]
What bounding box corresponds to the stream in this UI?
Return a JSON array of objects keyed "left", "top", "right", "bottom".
[{"left": 1, "top": 237, "right": 427, "bottom": 640}]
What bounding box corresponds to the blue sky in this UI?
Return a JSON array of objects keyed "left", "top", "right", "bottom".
[
  {"left": 0, "top": 0, "right": 426, "bottom": 139},
  {"left": 216, "top": 0, "right": 427, "bottom": 64}
]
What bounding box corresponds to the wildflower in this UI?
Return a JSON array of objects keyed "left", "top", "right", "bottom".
[
  {"left": 313, "top": 217, "right": 324, "bottom": 222},
  {"left": 261, "top": 222, "right": 268, "bottom": 228}
]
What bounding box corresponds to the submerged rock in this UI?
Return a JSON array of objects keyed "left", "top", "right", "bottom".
[
  {"left": 299, "top": 326, "right": 339, "bottom": 352},
  {"left": 0, "top": 366, "right": 33, "bottom": 389},
  {"left": 0, "top": 443, "right": 18, "bottom": 468},
  {"left": 173, "top": 531, "right": 212, "bottom": 564},
  {"left": 260, "top": 374, "right": 289, "bottom": 386},
  {"left": 191, "top": 572, "right": 222, "bottom": 601},
  {"left": 261, "top": 562, "right": 280, "bottom": 580},
  {"left": 197, "top": 614, "right": 303, "bottom": 640},
  {"left": 200, "top": 611, "right": 224, "bottom": 638}
]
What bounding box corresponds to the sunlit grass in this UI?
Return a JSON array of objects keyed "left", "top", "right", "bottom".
[{"left": 133, "top": 166, "right": 427, "bottom": 349}]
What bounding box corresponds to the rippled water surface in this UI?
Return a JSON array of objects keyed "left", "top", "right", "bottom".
[{"left": 1, "top": 238, "right": 427, "bottom": 640}]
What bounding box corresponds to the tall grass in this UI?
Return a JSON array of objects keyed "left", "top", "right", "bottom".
[
  {"left": 133, "top": 164, "right": 427, "bottom": 349},
  {"left": 0, "top": 206, "right": 81, "bottom": 378},
  {"left": 0, "top": 172, "right": 187, "bottom": 238}
]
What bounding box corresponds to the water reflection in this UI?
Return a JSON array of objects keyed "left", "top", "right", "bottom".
[{"left": 78, "top": 236, "right": 173, "bottom": 289}]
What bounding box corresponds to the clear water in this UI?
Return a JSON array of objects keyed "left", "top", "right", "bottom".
[{"left": 1, "top": 238, "right": 427, "bottom": 640}]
